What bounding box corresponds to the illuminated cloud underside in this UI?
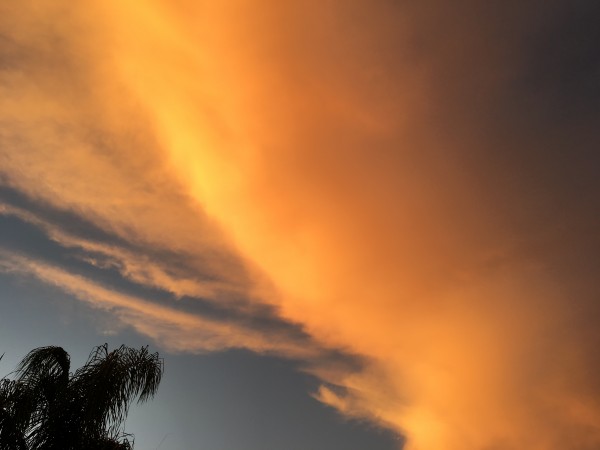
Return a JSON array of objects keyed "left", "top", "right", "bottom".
[{"left": 1, "top": 1, "right": 599, "bottom": 449}]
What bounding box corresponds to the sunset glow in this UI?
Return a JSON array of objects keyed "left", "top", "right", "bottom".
[{"left": 1, "top": 1, "right": 599, "bottom": 449}]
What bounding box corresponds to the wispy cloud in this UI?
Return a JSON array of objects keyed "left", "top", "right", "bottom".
[
  {"left": 0, "top": 202, "right": 248, "bottom": 302},
  {"left": 0, "top": 249, "right": 319, "bottom": 359}
]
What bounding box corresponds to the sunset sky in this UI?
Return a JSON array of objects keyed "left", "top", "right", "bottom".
[{"left": 1, "top": 1, "right": 599, "bottom": 449}]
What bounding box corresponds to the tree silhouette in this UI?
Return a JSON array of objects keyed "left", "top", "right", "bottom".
[{"left": 0, "top": 344, "right": 163, "bottom": 450}]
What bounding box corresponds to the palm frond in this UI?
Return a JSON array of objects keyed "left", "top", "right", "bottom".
[
  {"left": 70, "top": 344, "right": 163, "bottom": 438},
  {"left": 0, "top": 379, "right": 34, "bottom": 450},
  {"left": 16, "top": 347, "right": 70, "bottom": 386},
  {"left": 1, "top": 344, "right": 163, "bottom": 450}
]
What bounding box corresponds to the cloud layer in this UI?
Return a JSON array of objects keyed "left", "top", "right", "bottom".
[{"left": 1, "top": 1, "right": 599, "bottom": 449}]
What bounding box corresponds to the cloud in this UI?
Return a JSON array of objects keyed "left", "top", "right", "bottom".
[
  {"left": 1, "top": 1, "right": 599, "bottom": 450},
  {"left": 0, "top": 249, "right": 320, "bottom": 359},
  {"left": 0, "top": 201, "right": 246, "bottom": 302}
]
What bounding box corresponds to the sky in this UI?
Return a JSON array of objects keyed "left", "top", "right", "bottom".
[{"left": 0, "top": 1, "right": 599, "bottom": 449}]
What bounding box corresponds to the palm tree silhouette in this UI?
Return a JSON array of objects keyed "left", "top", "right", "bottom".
[{"left": 0, "top": 344, "right": 163, "bottom": 450}]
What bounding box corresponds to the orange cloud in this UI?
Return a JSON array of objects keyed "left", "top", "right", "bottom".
[
  {"left": 0, "top": 203, "right": 247, "bottom": 302},
  {"left": 1, "top": 1, "right": 599, "bottom": 449},
  {"left": 0, "top": 250, "right": 318, "bottom": 359}
]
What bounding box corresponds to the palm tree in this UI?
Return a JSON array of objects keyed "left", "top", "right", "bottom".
[{"left": 0, "top": 344, "right": 163, "bottom": 450}]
